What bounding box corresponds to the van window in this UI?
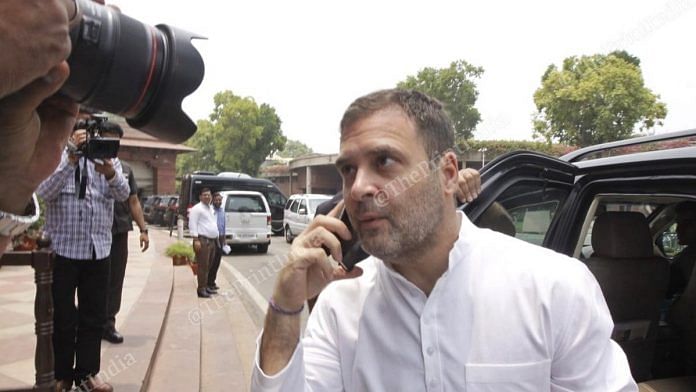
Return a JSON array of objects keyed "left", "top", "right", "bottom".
[
  {"left": 290, "top": 199, "right": 300, "bottom": 213},
  {"left": 225, "top": 195, "right": 267, "bottom": 213},
  {"left": 299, "top": 199, "right": 307, "bottom": 214},
  {"left": 285, "top": 198, "right": 294, "bottom": 210},
  {"left": 266, "top": 191, "right": 286, "bottom": 207}
]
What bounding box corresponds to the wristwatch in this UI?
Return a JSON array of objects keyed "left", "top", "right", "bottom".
[{"left": 0, "top": 194, "right": 40, "bottom": 237}]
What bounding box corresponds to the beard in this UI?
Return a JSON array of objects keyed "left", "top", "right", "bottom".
[{"left": 354, "top": 173, "right": 445, "bottom": 263}]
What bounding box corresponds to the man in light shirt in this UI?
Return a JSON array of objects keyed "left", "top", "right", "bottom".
[
  {"left": 252, "top": 89, "right": 637, "bottom": 391},
  {"left": 188, "top": 187, "right": 219, "bottom": 298}
]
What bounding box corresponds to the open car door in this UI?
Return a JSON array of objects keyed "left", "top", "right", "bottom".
[{"left": 461, "top": 151, "right": 577, "bottom": 249}]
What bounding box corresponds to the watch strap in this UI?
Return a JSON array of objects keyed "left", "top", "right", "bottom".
[{"left": 0, "top": 194, "right": 40, "bottom": 237}]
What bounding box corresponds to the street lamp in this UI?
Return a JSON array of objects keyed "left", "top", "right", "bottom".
[{"left": 478, "top": 147, "right": 488, "bottom": 167}]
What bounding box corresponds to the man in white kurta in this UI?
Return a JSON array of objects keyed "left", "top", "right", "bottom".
[{"left": 252, "top": 89, "right": 637, "bottom": 391}]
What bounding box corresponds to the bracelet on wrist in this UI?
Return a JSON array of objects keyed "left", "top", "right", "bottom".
[{"left": 268, "top": 297, "right": 304, "bottom": 316}]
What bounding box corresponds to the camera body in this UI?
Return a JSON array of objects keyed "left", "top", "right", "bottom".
[{"left": 70, "top": 115, "right": 120, "bottom": 160}]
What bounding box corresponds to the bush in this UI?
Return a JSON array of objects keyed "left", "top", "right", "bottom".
[{"left": 165, "top": 241, "right": 195, "bottom": 260}]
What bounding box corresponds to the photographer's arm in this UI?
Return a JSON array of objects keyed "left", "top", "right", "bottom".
[
  {"left": 36, "top": 151, "right": 76, "bottom": 202},
  {"left": 98, "top": 158, "right": 129, "bottom": 202}
]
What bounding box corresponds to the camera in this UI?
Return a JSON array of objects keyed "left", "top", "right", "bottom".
[
  {"left": 69, "top": 114, "right": 120, "bottom": 160},
  {"left": 59, "top": 0, "right": 205, "bottom": 144}
]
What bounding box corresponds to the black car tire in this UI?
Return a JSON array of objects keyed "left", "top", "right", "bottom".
[{"left": 285, "top": 225, "right": 293, "bottom": 243}]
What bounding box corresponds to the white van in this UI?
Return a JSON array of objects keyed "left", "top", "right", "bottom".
[
  {"left": 219, "top": 191, "right": 272, "bottom": 253},
  {"left": 283, "top": 194, "right": 333, "bottom": 243}
]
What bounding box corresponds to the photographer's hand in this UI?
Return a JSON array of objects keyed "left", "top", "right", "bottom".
[
  {"left": 0, "top": 0, "right": 72, "bottom": 99},
  {"left": 94, "top": 159, "right": 116, "bottom": 180},
  {"left": 0, "top": 62, "right": 78, "bottom": 215},
  {"left": 67, "top": 129, "right": 87, "bottom": 165}
]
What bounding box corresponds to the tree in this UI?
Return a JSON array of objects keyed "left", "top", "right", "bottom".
[
  {"left": 397, "top": 60, "right": 484, "bottom": 140},
  {"left": 533, "top": 52, "right": 667, "bottom": 147},
  {"left": 176, "top": 91, "right": 286, "bottom": 177},
  {"left": 277, "top": 139, "right": 313, "bottom": 158}
]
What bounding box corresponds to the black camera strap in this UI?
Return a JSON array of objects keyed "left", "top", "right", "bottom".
[{"left": 74, "top": 158, "right": 88, "bottom": 199}]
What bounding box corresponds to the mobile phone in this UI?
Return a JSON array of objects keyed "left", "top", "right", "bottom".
[{"left": 337, "top": 208, "right": 369, "bottom": 272}]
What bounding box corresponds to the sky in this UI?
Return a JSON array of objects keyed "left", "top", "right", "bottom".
[{"left": 111, "top": 0, "right": 696, "bottom": 154}]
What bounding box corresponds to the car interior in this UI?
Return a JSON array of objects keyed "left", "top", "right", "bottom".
[{"left": 474, "top": 192, "right": 696, "bottom": 389}]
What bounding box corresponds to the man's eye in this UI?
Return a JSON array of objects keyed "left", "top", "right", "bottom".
[
  {"left": 377, "top": 155, "right": 395, "bottom": 168},
  {"left": 340, "top": 165, "right": 355, "bottom": 177}
]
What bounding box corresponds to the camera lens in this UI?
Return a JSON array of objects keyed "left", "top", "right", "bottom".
[{"left": 60, "top": 0, "right": 205, "bottom": 143}]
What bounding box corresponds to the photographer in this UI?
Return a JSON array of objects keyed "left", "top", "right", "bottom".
[
  {"left": 0, "top": 0, "right": 78, "bottom": 257},
  {"left": 37, "top": 114, "right": 129, "bottom": 392}
]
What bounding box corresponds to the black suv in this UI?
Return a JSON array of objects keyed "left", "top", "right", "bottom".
[{"left": 462, "top": 129, "right": 696, "bottom": 389}]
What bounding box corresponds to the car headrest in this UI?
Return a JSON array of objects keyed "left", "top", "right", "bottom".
[{"left": 592, "top": 212, "right": 654, "bottom": 258}]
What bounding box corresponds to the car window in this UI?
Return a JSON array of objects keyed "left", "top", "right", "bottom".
[
  {"left": 290, "top": 199, "right": 300, "bottom": 213},
  {"left": 474, "top": 181, "right": 569, "bottom": 246},
  {"left": 574, "top": 197, "right": 666, "bottom": 259},
  {"left": 659, "top": 222, "right": 685, "bottom": 258},
  {"left": 225, "top": 195, "right": 266, "bottom": 213},
  {"left": 299, "top": 199, "right": 307, "bottom": 213},
  {"left": 308, "top": 198, "right": 331, "bottom": 213},
  {"left": 267, "top": 191, "right": 286, "bottom": 207},
  {"left": 285, "top": 197, "right": 294, "bottom": 210}
]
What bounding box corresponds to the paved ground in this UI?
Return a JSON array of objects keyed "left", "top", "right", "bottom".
[
  {"left": 0, "top": 230, "right": 298, "bottom": 390},
  {"left": 0, "top": 229, "right": 176, "bottom": 389}
]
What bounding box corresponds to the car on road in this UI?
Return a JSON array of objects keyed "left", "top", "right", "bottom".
[
  {"left": 462, "top": 129, "right": 696, "bottom": 389},
  {"left": 179, "top": 172, "right": 287, "bottom": 234},
  {"left": 219, "top": 190, "right": 272, "bottom": 253},
  {"left": 283, "top": 194, "right": 333, "bottom": 243}
]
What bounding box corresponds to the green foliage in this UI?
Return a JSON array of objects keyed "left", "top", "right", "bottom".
[
  {"left": 165, "top": 241, "right": 195, "bottom": 260},
  {"left": 533, "top": 52, "right": 667, "bottom": 147},
  {"left": 397, "top": 60, "right": 484, "bottom": 141},
  {"left": 177, "top": 91, "right": 287, "bottom": 177},
  {"left": 458, "top": 139, "right": 577, "bottom": 158},
  {"left": 277, "top": 139, "right": 313, "bottom": 158}
]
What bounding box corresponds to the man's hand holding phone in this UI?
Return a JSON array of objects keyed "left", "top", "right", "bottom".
[
  {"left": 271, "top": 200, "right": 363, "bottom": 313},
  {"left": 261, "top": 200, "right": 363, "bottom": 375}
]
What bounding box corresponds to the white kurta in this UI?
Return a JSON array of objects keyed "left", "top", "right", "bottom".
[{"left": 252, "top": 212, "right": 637, "bottom": 391}]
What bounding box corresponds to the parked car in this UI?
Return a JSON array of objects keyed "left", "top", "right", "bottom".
[
  {"left": 219, "top": 190, "right": 272, "bottom": 253},
  {"left": 283, "top": 194, "right": 333, "bottom": 243},
  {"left": 462, "top": 129, "right": 696, "bottom": 389},
  {"left": 152, "top": 195, "right": 177, "bottom": 226},
  {"left": 161, "top": 196, "right": 179, "bottom": 227},
  {"left": 179, "top": 172, "right": 287, "bottom": 234},
  {"left": 142, "top": 195, "right": 161, "bottom": 224}
]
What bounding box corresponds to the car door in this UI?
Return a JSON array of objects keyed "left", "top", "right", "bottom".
[
  {"left": 462, "top": 151, "right": 577, "bottom": 250},
  {"left": 297, "top": 198, "right": 309, "bottom": 233},
  {"left": 289, "top": 199, "right": 300, "bottom": 233}
]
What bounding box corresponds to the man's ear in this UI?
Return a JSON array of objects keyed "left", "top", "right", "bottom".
[{"left": 439, "top": 151, "right": 460, "bottom": 196}]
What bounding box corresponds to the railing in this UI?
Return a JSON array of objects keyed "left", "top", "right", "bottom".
[{"left": 0, "top": 237, "right": 54, "bottom": 392}]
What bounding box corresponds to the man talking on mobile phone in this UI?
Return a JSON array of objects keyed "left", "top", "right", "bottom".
[{"left": 252, "top": 89, "right": 637, "bottom": 391}]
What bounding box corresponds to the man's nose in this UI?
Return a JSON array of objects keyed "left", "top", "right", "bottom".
[{"left": 348, "top": 169, "right": 379, "bottom": 202}]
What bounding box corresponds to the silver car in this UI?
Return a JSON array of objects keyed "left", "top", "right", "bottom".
[
  {"left": 219, "top": 190, "right": 272, "bottom": 253},
  {"left": 283, "top": 194, "right": 332, "bottom": 243}
]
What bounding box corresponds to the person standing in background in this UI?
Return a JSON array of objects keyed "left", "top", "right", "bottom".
[
  {"left": 101, "top": 121, "right": 150, "bottom": 345},
  {"left": 207, "top": 192, "right": 225, "bottom": 293},
  {"left": 189, "top": 187, "right": 218, "bottom": 298}
]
